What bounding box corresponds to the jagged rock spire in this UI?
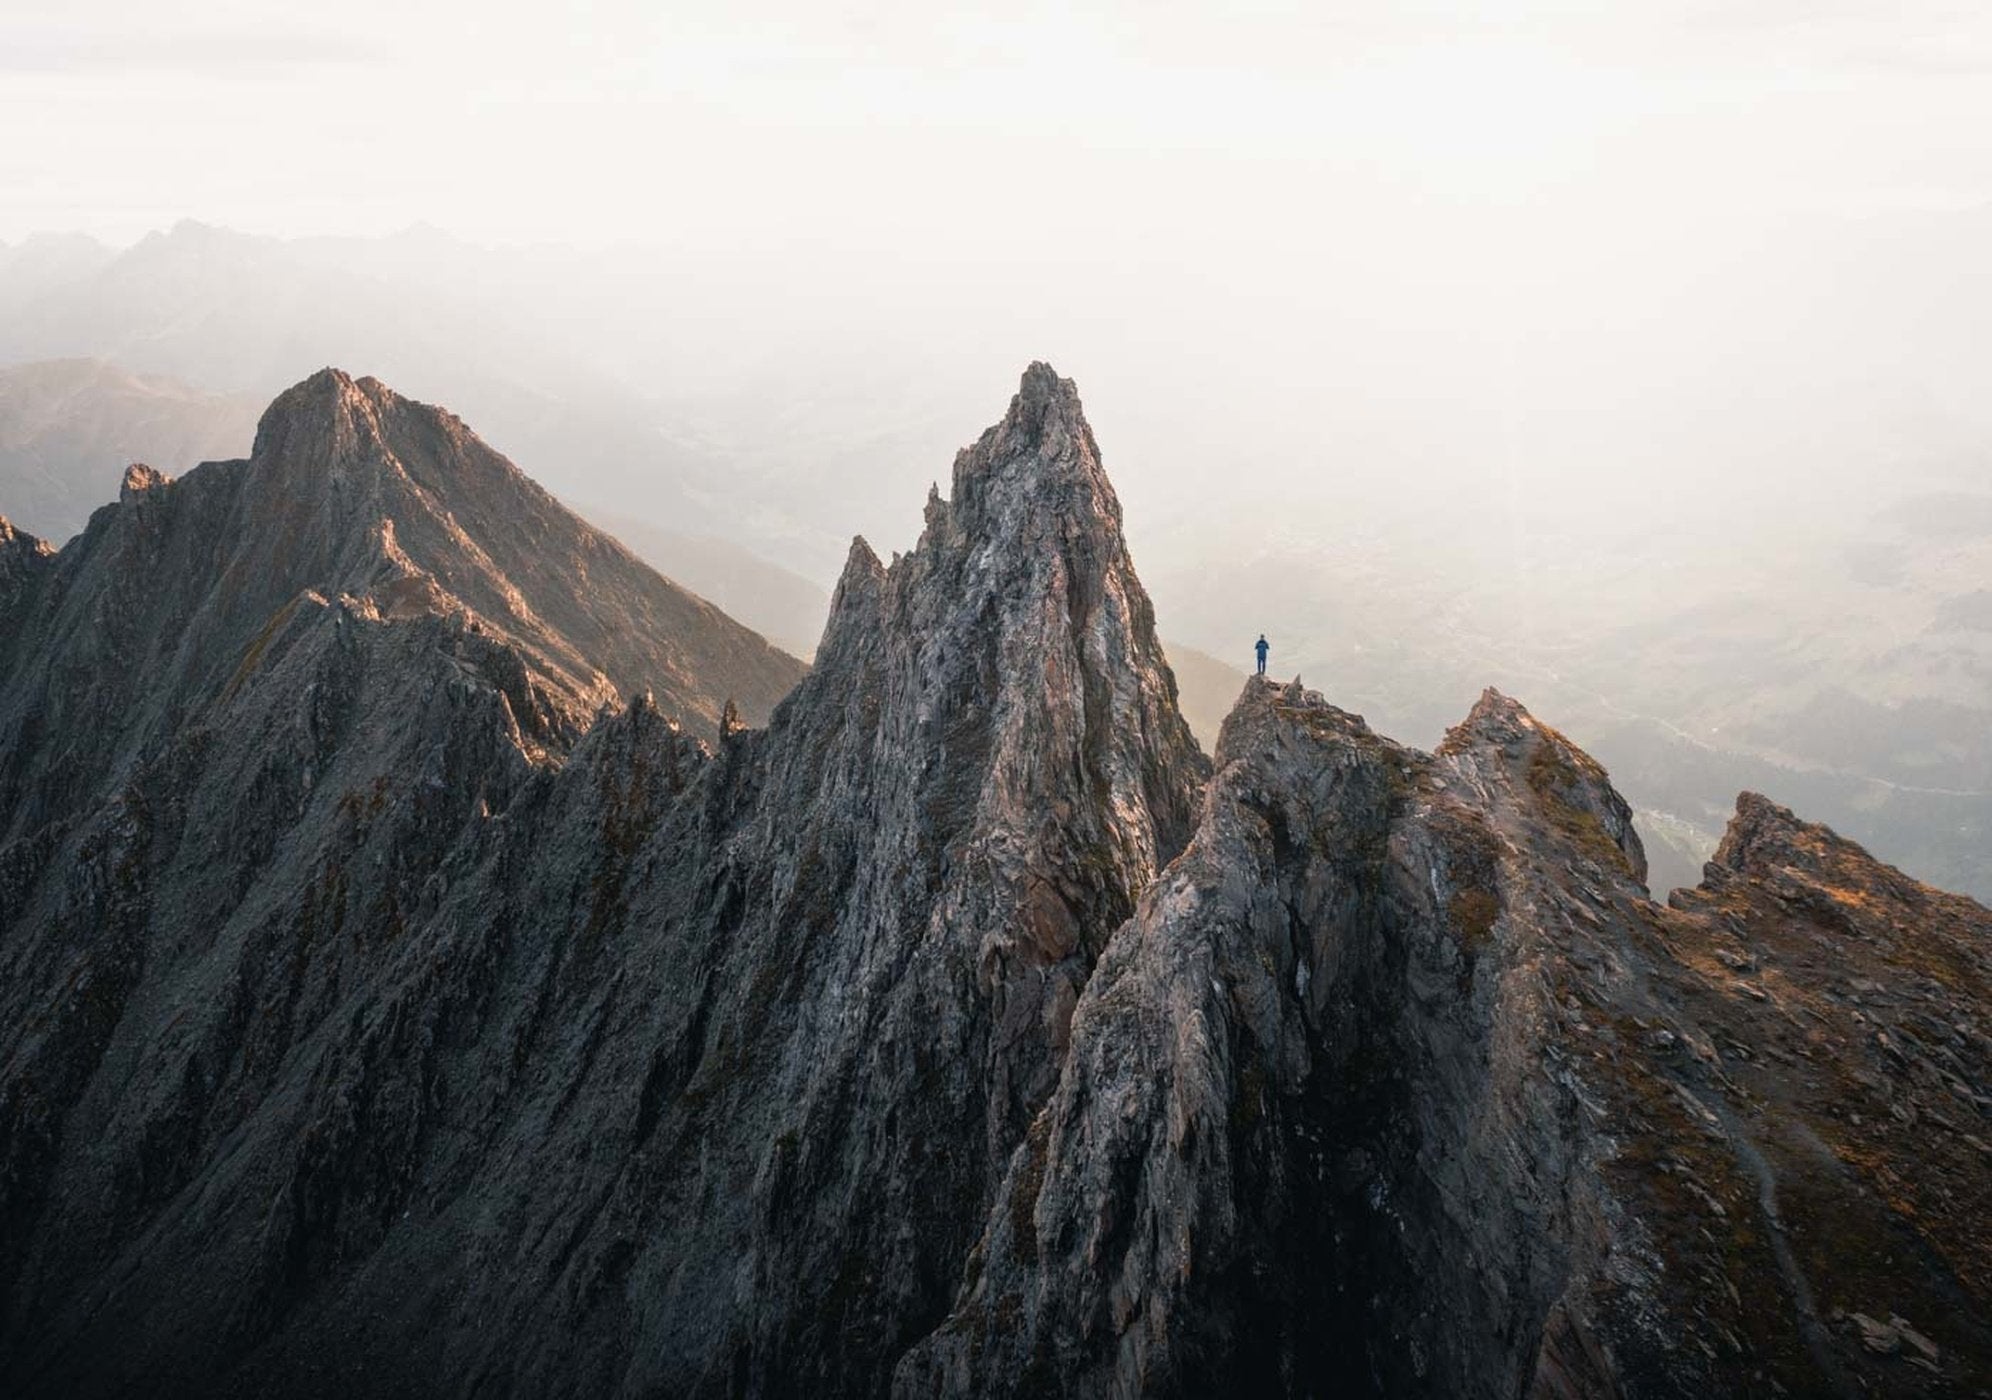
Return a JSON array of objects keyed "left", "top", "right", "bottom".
[
  {"left": 808, "top": 361, "right": 1205, "bottom": 917},
  {"left": 572, "top": 360, "right": 1211, "bottom": 1392}
]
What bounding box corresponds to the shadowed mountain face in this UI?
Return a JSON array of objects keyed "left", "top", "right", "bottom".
[{"left": 0, "top": 366, "right": 1986, "bottom": 1399}]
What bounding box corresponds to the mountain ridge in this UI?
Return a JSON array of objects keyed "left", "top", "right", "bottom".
[
  {"left": 0, "top": 361, "right": 1211, "bottom": 1396},
  {"left": 0, "top": 365, "right": 1985, "bottom": 1398}
]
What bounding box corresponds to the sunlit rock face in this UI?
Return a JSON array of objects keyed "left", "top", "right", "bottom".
[{"left": 0, "top": 364, "right": 1986, "bottom": 1400}]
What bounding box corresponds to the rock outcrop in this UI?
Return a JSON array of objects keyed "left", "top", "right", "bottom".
[
  {"left": 1, "top": 363, "right": 1985, "bottom": 1399},
  {"left": 901, "top": 681, "right": 1990, "bottom": 1398},
  {"left": 0, "top": 513, "right": 54, "bottom": 627}
]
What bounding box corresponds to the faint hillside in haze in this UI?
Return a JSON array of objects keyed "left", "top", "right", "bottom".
[
  {"left": 1161, "top": 641, "right": 1247, "bottom": 754},
  {"left": 0, "top": 360, "right": 259, "bottom": 541},
  {"left": 585, "top": 509, "right": 829, "bottom": 659}
]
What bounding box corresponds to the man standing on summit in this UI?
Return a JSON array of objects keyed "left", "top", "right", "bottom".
[{"left": 1255, "top": 633, "right": 1270, "bottom": 676}]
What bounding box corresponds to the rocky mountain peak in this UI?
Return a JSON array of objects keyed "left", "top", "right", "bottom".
[
  {"left": 1441, "top": 683, "right": 1649, "bottom": 885},
  {"left": 1443, "top": 684, "right": 1543, "bottom": 748},
  {"left": 249, "top": 366, "right": 381, "bottom": 469},
  {"left": 1709, "top": 789, "right": 1812, "bottom": 874},
  {"left": 0, "top": 513, "right": 44, "bottom": 555},
  {"left": 1211, "top": 671, "right": 1378, "bottom": 765},
  {"left": 246, "top": 366, "right": 480, "bottom": 507},
  {"left": 0, "top": 515, "right": 54, "bottom": 627},
  {"left": 1696, "top": 787, "right": 1953, "bottom": 920},
  {"left": 237, "top": 368, "right": 802, "bottom": 735},
  {"left": 1, "top": 367, "right": 802, "bottom": 792},
  {"left": 813, "top": 369, "right": 1198, "bottom": 857},
  {"left": 116, "top": 462, "right": 168, "bottom": 502},
  {"left": 770, "top": 362, "right": 1208, "bottom": 1143},
  {"left": 822, "top": 532, "right": 885, "bottom": 635},
  {"left": 933, "top": 360, "right": 1116, "bottom": 543}
]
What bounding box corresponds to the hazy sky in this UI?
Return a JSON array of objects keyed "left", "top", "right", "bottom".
[
  {"left": 10, "top": 1, "right": 1992, "bottom": 248},
  {"left": 9, "top": 2, "right": 1992, "bottom": 564}
]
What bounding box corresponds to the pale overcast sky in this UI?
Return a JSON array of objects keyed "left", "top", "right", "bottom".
[
  {"left": 9, "top": 0, "right": 1992, "bottom": 574},
  {"left": 8, "top": 1, "right": 1992, "bottom": 248}
]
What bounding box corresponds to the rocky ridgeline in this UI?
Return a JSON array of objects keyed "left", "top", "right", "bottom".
[
  {"left": 0, "top": 366, "right": 1985, "bottom": 1398},
  {"left": 902, "top": 682, "right": 1990, "bottom": 1397}
]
